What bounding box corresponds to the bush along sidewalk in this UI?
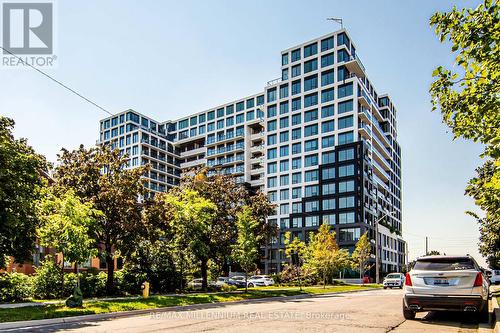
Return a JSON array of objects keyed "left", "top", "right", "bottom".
[{"left": 0, "top": 285, "right": 380, "bottom": 323}]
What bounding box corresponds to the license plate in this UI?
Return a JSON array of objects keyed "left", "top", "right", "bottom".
[{"left": 434, "top": 279, "right": 449, "bottom": 285}]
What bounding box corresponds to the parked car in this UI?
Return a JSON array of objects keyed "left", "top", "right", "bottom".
[
  {"left": 383, "top": 273, "right": 405, "bottom": 289},
  {"left": 187, "top": 278, "right": 217, "bottom": 290},
  {"left": 216, "top": 277, "right": 230, "bottom": 287},
  {"left": 229, "top": 275, "right": 252, "bottom": 288},
  {"left": 488, "top": 269, "right": 500, "bottom": 285},
  {"left": 403, "top": 255, "right": 489, "bottom": 322},
  {"left": 248, "top": 275, "right": 275, "bottom": 287}
]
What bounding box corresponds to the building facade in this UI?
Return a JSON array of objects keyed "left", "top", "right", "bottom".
[{"left": 98, "top": 29, "right": 405, "bottom": 276}]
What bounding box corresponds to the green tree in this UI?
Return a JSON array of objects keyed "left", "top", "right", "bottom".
[
  {"left": 306, "top": 224, "right": 350, "bottom": 288},
  {"left": 430, "top": 1, "right": 500, "bottom": 268},
  {"left": 352, "top": 232, "right": 371, "bottom": 280},
  {"left": 284, "top": 231, "right": 308, "bottom": 290},
  {"left": 53, "top": 145, "right": 148, "bottom": 294},
  {"left": 426, "top": 250, "right": 441, "bottom": 256},
  {"left": 0, "top": 117, "right": 48, "bottom": 267},
  {"left": 159, "top": 188, "right": 216, "bottom": 290},
  {"left": 37, "top": 189, "right": 100, "bottom": 275},
  {"left": 232, "top": 206, "right": 261, "bottom": 292}
]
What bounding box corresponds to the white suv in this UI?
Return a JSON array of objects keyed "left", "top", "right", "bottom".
[
  {"left": 403, "top": 255, "right": 489, "bottom": 321},
  {"left": 248, "top": 275, "right": 275, "bottom": 287},
  {"left": 383, "top": 273, "right": 405, "bottom": 289}
]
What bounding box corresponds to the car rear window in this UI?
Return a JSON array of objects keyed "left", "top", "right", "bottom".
[
  {"left": 414, "top": 258, "right": 476, "bottom": 271},
  {"left": 386, "top": 274, "right": 400, "bottom": 278}
]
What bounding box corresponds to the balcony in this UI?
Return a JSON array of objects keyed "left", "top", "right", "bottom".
[
  {"left": 250, "top": 132, "right": 265, "bottom": 141},
  {"left": 372, "top": 133, "right": 391, "bottom": 160},
  {"left": 372, "top": 146, "right": 391, "bottom": 171},
  {"left": 206, "top": 132, "right": 244, "bottom": 146},
  {"left": 358, "top": 123, "right": 372, "bottom": 140},
  {"left": 206, "top": 142, "right": 245, "bottom": 157},
  {"left": 372, "top": 159, "right": 390, "bottom": 182},
  {"left": 180, "top": 146, "right": 205, "bottom": 158},
  {"left": 371, "top": 103, "right": 385, "bottom": 122},
  {"left": 359, "top": 107, "right": 372, "bottom": 123},
  {"left": 180, "top": 158, "right": 206, "bottom": 169},
  {"left": 344, "top": 54, "right": 366, "bottom": 78}
]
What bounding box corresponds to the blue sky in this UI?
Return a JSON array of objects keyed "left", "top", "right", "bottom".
[{"left": 1, "top": 0, "right": 487, "bottom": 266}]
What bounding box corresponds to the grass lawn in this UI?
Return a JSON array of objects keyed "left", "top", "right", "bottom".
[{"left": 0, "top": 285, "right": 378, "bottom": 323}]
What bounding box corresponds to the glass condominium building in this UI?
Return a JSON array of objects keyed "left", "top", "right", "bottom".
[{"left": 98, "top": 29, "right": 405, "bottom": 276}]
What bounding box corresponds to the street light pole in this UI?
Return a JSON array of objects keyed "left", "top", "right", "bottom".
[{"left": 374, "top": 211, "right": 396, "bottom": 284}]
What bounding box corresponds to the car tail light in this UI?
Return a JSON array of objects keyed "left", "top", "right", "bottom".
[
  {"left": 473, "top": 272, "right": 483, "bottom": 287},
  {"left": 405, "top": 273, "right": 412, "bottom": 286}
]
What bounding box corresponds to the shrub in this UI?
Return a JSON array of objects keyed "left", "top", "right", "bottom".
[
  {"left": 220, "top": 283, "right": 237, "bottom": 292},
  {"left": 0, "top": 273, "right": 34, "bottom": 302},
  {"left": 33, "top": 258, "right": 63, "bottom": 299}
]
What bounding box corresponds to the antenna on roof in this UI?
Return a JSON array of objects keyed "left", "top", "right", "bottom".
[{"left": 327, "top": 17, "right": 343, "bottom": 29}]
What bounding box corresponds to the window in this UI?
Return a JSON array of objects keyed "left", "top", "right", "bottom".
[
  {"left": 305, "top": 216, "right": 319, "bottom": 227},
  {"left": 321, "top": 70, "right": 335, "bottom": 87},
  {"left": 337, "top": 49, "right": 349, "bottom": 62},
  {"left": 236, "top": 113, "right": 244, "bottom": 124},
  {"left": 323, "top": 214, "right": 336, "bottom": 225},
  {"left": 304, "top": 59, "right": 318, "bottom": 73},
  {"left": 292, "top": 217, "right": 302, "bottom": 227},
  {"left": 338, "top": 83, "right": 353, "bottom": 98},
  {"left": 292, "top": 113, "right": 301, "bottom": 125},
  {"left": 207, "top": 111, "right": 215, "bottom": 121},
  {"left": 190, "top": 116, "right": 197, "bottom": 126},
  {"left": 199, "top": 125, "right": 206, "bottom": 134},
  {"left": 338, "top": 115, "right": 353, "bottom": 129},
  {"left": 280, "top": 218, "right": 289, "bottom": 229},
  {"left": 178, "top": 119, "right": 188, "bottom": 129},
  {"left": 321, "top": 105, "right": 334, "bottom": 118},
  {"left": 321, "top": 88, "right": 334, "bottom": 103},
  {"left": 246, "top": 111, "right": 255, "bottom": 121},
  {"left": 292, "top": 157, "right": 301, "bottom": 169},
  {"left": 338, "top": 100, "right": 354, "bottom": 114},
  {"left": 292, "top": 128, "right": 301, "bottom": 140},
  {"left": 321, "top": 53, "right": 334, "bottom": 68},
  {"left": 280, "top": 189, "right": 289, "bottom": 200},
  {"left": 267, "top": 148, "right": 277, "bottom": 159},
  {"left": 267, "top": 88, "right": 277, "bottom": 102},
  {"left": 322, "top": 120, "right": 335, "bottom": 133},
  {"left": 257, "top": 95, "right": 265, "bottom": 105},
  {"left": 280, "top": 175, "right": 289, "bottom": 186},
  {"left": 304, "top": 154, "right": 318, "bottom": 167},
  {"left": 236, "top": 102, "right": 244, "bottom": 112},
  {"left": 217, "top": 119, "right": 224, "bottom": 129},
  {"left": 304, "top": 93, "right": 318, "bottom": 107},
  {"left": 305, "top": 185, "right": 319, "bottom": 197},
  {"left": 321, "top": 36, "right": 334, "bottom": 51},
  {"left": 267, "top": 177, "right": 277, "bottom": 188},
  {"left": 226, "top": 105, "right": 234, "bottom": 115},
  {"left": 267, "top": 120, "right": 277, "bottom": 131},
  {"left": 322, "top": 135, "right": 335, "bottom": 148},
  {"left": 305, "top": 170, "right": 318, "bottom": 181},
  {"left": 292, "top": 97, "right": 301, "bottom": 111},
  {"left": 280, "top": 145, "right": 289, "bottom": 157},
  {"left": 304, "top": 75, "right": 318, "bottom": 91},
  {"left": 338, "top": 148, "right": 354, "bottom": 161},
  {"left": 339, "top": 212, "right": 355, "bottom": 224},
  {"left": 322, "top": 167, "right": 335, "bottom": 180},
  {"left": 292, "top": 187, "right": 301, "bottom": 199},
  {"left": 337, "top": 32, "right": 350, "bottom": 47},
  {"left": 322, "top": 198, "right": 335, "bottom": 210},
  {"left": 322, "top": 151, "right": 335, "bottom": 164},
  {"left": 305, "top": 201, "right": 319, "bottom": 212},
  {"left": 217, "top": 108, "right": 225, "bottom": 118},
  {"left": 280, "top": 85, "right": 289, "bottom": 99},
  {"left": 292, "top": 202, "right": 302, "bottom": 213},
  {"left": 267, "top": 134, "right": 277, "bottom": 145},
  {"left": 304, "top": 124, "right": 318, "bottom": 137},
  {"left": 282, "top": 53, "right": 288, "bottom": 65},
  {"left": 338, "top": 131, "right": 354, "bottom": 144},
  {"left": 301, "top": 110, "right": 316, "bottom": 124},
  {"left": 304, "top": 139, "right": 318, "bottom": 152},
  {"left": 267, "top": 162, "right": 277, "bottom": 174},
  {"left": 280, "top": 160, "right": 289, "bottom": 172},
  {"left": 199, "top": 113, "right": 206, "bottom": 123},
  {"left": 338, "top": 164, "right": 355, "bottom": 177},
  {"left": 280, "top": 204, "right": 289, "bottom": 215},
  {"left": 268, "top": 105, "right": 277, "bottom": 117},
  {"left": 282, "top": 68, "right": 288, "bottom": 80},
  {"left": 322, "top": 183, "right": 335, "bottom": 195},
  {"left": 303, "top": 43, "right": 317, "bottom": 57},
  {"left": 292, "top": 172, "right": 301, "bottom": 184},
  {"left": 279, "top": 117, "right": 289, "bottom": 129},
  {"left": 280, "top": 102, "right": 289, "bottom": 114},
  {"left": 292, "top": 142, "right": 301, "bottom": 155},
  {"left": 291, "top": 64, "right": 301, "bottom": 77},
  {"left": 291, "top": 49, "right": 301, "bottom": 62},
  {"left": 339, "top": 196, "right": 355, "bottom": 209},
  {"left": 339, "top": 228, "right": 360, "bottom": 242},
  {"left": 291, "top": 80, "right": 301, "bottom": 95},
  {"left": 339, "top": 180, "right": 355, "bottom": 193}
]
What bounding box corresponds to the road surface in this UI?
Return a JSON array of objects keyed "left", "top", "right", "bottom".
[{"left": 8, "top": 289, "right": 493, "bottom": 333}]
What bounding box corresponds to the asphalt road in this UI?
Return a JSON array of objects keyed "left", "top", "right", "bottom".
[{"left": 9, "top": 289, "right": 493, "bottom": 333}]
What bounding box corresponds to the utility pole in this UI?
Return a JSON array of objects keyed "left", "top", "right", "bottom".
[{"left": 425, "top": 237, "right": 428, "bottom": 255}]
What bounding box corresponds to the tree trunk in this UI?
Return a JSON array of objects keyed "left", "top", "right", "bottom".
[
  {"left": 201, "top": 258, "right": 208, "bottom": 291},
  {"left": 61, "top": 251, "right": 65, "bottom": 298},
  {"left": 73, "top": 262, "right": 78, "bottom": 274},
  {"left": 105, "top": 246, "right": 114, "bottom": 295},
  {"left": 245, "top": 272, "right": 248, "bottom": 293}
]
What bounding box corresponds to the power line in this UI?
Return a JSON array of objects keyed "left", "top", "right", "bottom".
[{"left": 0, "top": 46, "right": 113, "bottom": 116}]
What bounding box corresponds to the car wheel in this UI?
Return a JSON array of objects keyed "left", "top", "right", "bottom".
[
  {"left": 478, "top": 303, "right": 490, "bottom": 323},
  {"left": 248, "top": 283, "right": 254, "bottom": 288},
  {"left": 383, "top": 286, "right": 387, "bottom": 289},
  {"left": 403, "top": 301, "right": 416, "bottom": 320},
  {"left": 399, "top": 286, "right": 403, "bottom": 289}
]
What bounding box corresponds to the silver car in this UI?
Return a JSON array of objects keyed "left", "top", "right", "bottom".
[
  {"left": 383, "top": 273, "right": 405, "bottom": 289},
  {"left": 403, "top": 255, "right": 489, "bottom": 321}
]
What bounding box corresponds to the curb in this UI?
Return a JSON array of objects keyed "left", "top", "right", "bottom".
[
  {"left": 0, "top": 287, "right": 380, "bottom": 330},
  {"left": 492, "top": 295, "right": 499, "bottom": 333}
]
